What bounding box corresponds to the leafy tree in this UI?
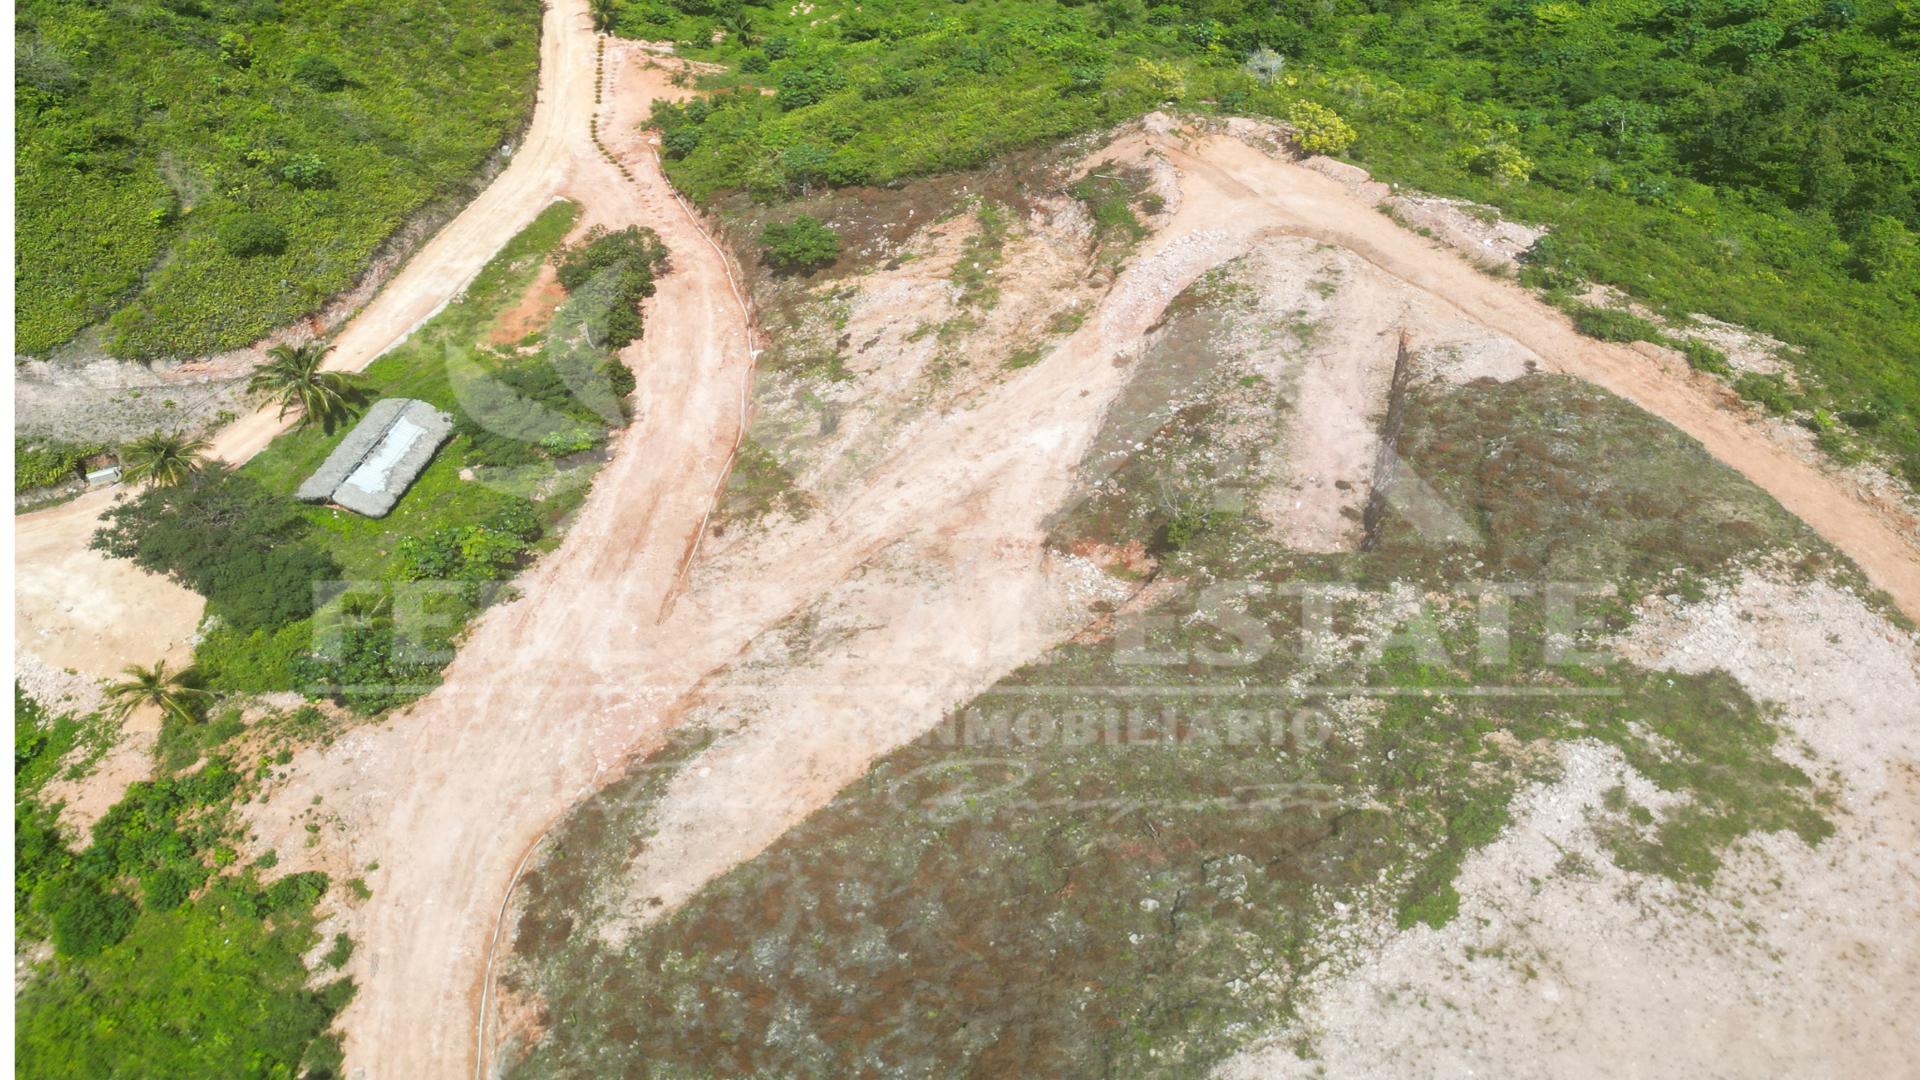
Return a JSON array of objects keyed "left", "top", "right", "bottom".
[
  {"left": 760, "top": 216, "right": 840, "bottom": 273},
  {"left": 92, "top": 470, "right": 341, "bottom": 631},
  {"left": 118, "top": 430, "right": 210, "bottom": 488},
  {"left": 103, "top": 660, "right": 209, "bottom": 724},
  {"left": 249, "top": 342, "right": 366, "bottom": 433},
  {"left": 552, "top": 226, "right": 669, "bottom": 349}
]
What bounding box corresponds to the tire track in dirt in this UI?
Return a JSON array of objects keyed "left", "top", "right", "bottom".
[
  {"left": 1164, "top": 134, "right": 1920, "bottom": 621},
  {"left": 482, "top": 120, "right": 1920, "bottom": 1052},
  {"left": 18, "top": 51, "right": 1918, "bottom": 1077},
  {"left": 257, "top": 114, "right": 1920, "bottom": 1079}
]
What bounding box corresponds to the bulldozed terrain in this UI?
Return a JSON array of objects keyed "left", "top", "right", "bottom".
[
  {"left": 471, "top": 117, "right": 1919, "bottom": 1075},
  {"left": 16, "top": 13, "right": 1920, "bottom": 1076}
]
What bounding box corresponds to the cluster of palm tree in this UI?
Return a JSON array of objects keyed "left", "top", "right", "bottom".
[
  {"left": 103, "top": 660, "right": 208, "bottom": 724},
  {"left": 249, "top": 341, "right": 366, "bottom": 433},
  {"left": 112, "top": 340, "right": 364, "bottom": 489}
]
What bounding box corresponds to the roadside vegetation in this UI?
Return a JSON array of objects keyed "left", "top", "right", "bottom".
[
  {"left": 632, "top": 0, "right": 1920, "bottom": 484},
  {"left": 91, "top": 200, "right": 666, "bottom": 715},
  {"left": 15, "top": 0, "right": 542, "bottom": 358},
  {"left": 14, "top": 689, "right": 351, "bottom": 1078},
  {"left": 505, "top": 272, "right": 1852, "bottom": 1076},
  {"left": 14, "top": 439, "right": 107, "bottom": 494}
]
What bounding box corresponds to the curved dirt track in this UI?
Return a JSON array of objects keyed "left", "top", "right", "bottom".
[
  {"left": 1162, "top": 134, "right": 1920, "bottom": 620},
  {"left": 244, "top": 113, "right": 1920, "bottom": 1080},
  {"left": 12, "top": 21, "right": 1920, "bottom": 1078},
  {"left": 500, "top": 121, "right": 1920, "bottom": 988},
  {"left": 11, "top": 0, "right": 594, "bottom": 681}
]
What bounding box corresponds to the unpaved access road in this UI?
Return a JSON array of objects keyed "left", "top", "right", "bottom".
[
  {"left": 12, "top": 0, "right": 598, "bottom": 682},
  {"left": 242, "top": 113, "right": 1920, "bottom": 1080},
  {"left": 1161, "top": 133, "right": 1920, "bottom": 620},
  {"left": 14, "top": 22, "right": 1920, "bottom": 1079}
]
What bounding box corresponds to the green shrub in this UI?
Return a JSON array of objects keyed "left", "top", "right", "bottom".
[
  {"left": 47, "top": 880, "right": 137, "bottom": 958},
  {"left": 1735, "top": 372, "right": 1803, "bottom": 416},
  {"left": 290, "top": 53, "right": 346, "bottom": 92},
  {"left": 760, "top": 216, "right": 840, "bottom": 273},
  {"left": 1679, "top": 338, "right": 1732, "bottom": 376},
  {"left": 323, "top": 933, "right": 354, "bottom": 968},
  {"left": 15, "top": 439, "right": 104, "bottom": 493},
  {"left": 1569, "top": 304, "right": 1660, "bottom": 344},
  {"left": 264, "top": 872, "right": 329, "bottom": 913},
  {"left": 553, "top": 225, "right": 669, "bottom": 349},
  {"left": 216, "top": 213, "right": 288, "bottom": 258},
  {"left": 140, "top": 866, "right": 200, "bottom": 912},
  {"left": 1286, "top": 100, "right": 1357, "bottom": 155}
]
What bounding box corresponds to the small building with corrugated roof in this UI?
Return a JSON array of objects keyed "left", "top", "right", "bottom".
[{"left": 295, "top": 398, "right": 454, "bottom": 517}]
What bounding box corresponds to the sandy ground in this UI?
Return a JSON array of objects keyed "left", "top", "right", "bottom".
[
  {"left": 1220, "top": 573, "right": 1920, "bottom": 1078},
  {"left": 13, "top": 488, "right": 203, "bottom": 679}
]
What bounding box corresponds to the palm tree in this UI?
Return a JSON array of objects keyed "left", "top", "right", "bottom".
[
  {"left": 590, "top": 0, "right": 618, "bottom": 33},
  {"left": 119, "top": 430, "right": 211, "bottom": 488},
  {"left": 719, "top": 9, "right": 755, "bottom": 43},
  {"left": 104, "top": 660, "right": 208, "bottom": 724},
  {"left": 250, "top": 341, "right": 366, "bottom": 433}
]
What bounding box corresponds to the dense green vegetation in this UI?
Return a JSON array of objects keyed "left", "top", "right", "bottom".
[
  {"left": 15, "top": 691, "right": 350, "bottom": 1077},
  {"left": 15, "top": 0, "right": 542, "bottom": 357},
  {"left": 632, "top": 0, "right": 1920, "bottom": 480},
  {"left": 758, "top": 214, "right": 841, "bottom": 271},
  {"left": 14, "top": 438, "right": 106, "bottom": 494}
]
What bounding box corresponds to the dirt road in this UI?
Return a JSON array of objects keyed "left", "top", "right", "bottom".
[
  {"left": 1160, "top": 133, "right": 1920, "bottom": 620},
  {"left": 229, "top": 108, "right": 1920, "bottom": 1080},
  {"left": 16, "top": 41, "right": 1920, "bottom": 1078},
  {"left": 233, "top": 14, "right": 761, "bottom": 1076},
  {"left": 11, "top": 0, "right": 592, "bottom": 682}
]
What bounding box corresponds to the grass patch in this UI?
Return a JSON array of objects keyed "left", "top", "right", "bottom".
[
  {"left": 711, "top": 438, "right": 811, "bottom": 535},
  {"left": 136, "top": 199, "right": 651, "bottom": 715},
  {"left": 1567, "top": 303, "right": 1661, "bottom": 344}
]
